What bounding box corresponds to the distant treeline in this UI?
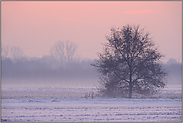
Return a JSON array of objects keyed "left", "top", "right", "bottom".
[
  {"left": 2, "top": 56, "right": 97, "bottom": 80},
  {"left": 1, "top": 56, "right": 182, "bottom": 85}
]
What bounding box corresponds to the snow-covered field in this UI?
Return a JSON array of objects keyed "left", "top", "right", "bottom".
[{"left": 1, "top": 85, "right": 182, "bottom": 122}]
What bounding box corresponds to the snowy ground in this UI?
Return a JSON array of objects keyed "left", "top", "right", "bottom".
[{"left": 1, "top": 85, "right": 182, "bottom": 122}]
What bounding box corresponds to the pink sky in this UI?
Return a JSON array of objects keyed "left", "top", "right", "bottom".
[{"left": 1, "top": 1, "right": 182, "bottom": 63}]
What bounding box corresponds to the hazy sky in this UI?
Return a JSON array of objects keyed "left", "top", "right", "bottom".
[{"left": 2, "top": 1, "right": 182, "bottom": 63}]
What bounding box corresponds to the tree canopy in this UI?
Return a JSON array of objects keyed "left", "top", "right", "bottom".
[{"left": 92, "top": 25, "right": 167, "bottom": 98}]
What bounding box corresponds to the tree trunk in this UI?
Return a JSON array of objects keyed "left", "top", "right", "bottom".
[
  {"left": 129, "top": 83, "right": 132, "bottom": 98},
  {"left": 129, "top": 70, "right": 132, "bottom": 98}
]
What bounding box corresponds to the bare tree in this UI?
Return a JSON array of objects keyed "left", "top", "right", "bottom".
[
  {"left": 65, "top": 41, "right": 77, "bottom": 62},
  {"left": 92, "top": 25, "right": 167, "bottom": 98},
  {"left": 1, "top": 44, "right": 9, "bottom": 59},
  {"left": 10, "top": 46, "right": 24, "bottom": 61},
  {"left": 50, "top": 41, "right": 65, "bottom": 62},
  {"left": 50, "top": 41, "right": 77, "bottom": 63}
]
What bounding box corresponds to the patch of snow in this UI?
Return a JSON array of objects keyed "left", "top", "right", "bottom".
[{"left": 1, "top": 86, "right": 182, "bottom": 122}]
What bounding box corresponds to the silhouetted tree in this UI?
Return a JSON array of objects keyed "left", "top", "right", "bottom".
[
  {"left": 9, "top": 46, "right": 24, "bottom": 62},
  {"left": 65, "top": 41, "right": 78, "bottom": 62},
  {"left": 50, "top": 41, "right": 77, "bottom": 63},
  {"left": 1, "top": 43, "right": 9, "bottom": 59},
  {"left": 92, "top": 25, "right": 167, "bottom": 98}
]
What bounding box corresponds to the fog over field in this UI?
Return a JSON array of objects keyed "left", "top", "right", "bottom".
[
  {"left": 1, "top": 56, "right": 97, "bottom": 88},
  {"left": 1, "top": 56, "right": 182, "bottom": 88},
  {"left": 1, "top": 56, "right": 182, "bottom": 122},
  {"left": 1, "top": 1, "right": 181, "bottom": 122}
]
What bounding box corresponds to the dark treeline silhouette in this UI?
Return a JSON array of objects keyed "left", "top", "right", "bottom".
[
  {"left": 2, "top": 56, "right": 97, "bottom": 81},
  {"left": 1, "top": 56, "right": 181, "bottom": 87}
]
